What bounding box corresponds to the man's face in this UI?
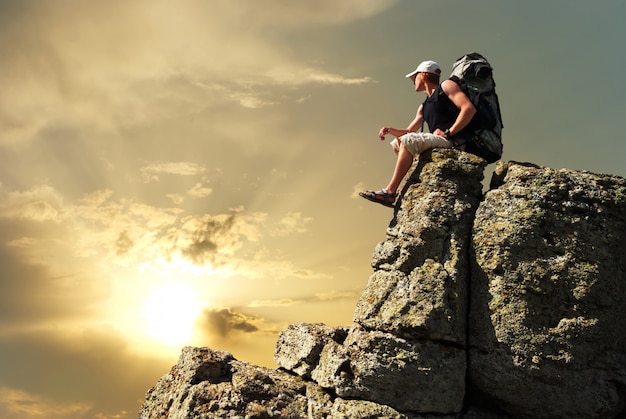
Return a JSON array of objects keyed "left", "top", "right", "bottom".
[{"left": 412, "top": 72, "right": 425, "bottom": 92}]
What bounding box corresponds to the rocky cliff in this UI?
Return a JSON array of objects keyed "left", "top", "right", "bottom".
[{"left": 139, "top": 149, "right": 626, "bottom": 419}]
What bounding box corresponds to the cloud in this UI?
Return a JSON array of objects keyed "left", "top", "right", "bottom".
[
  {"left": 218, "top": 1, "right": 397, "bottom": 29},
  {"left": 71, "top": 205, "right": 258, "bottom": 268},
  {"left": 173, "top": 212, "right": 264, "bottom": 266},
  {"left": 0, "top": 181, "right": 324, "bottom": 288},
  {"left": 0, "top": 387, "right": 91, "bottom": 419},
  {"left": 220, "top": 258, "right": 332, "bottom": 285},
  {"left": 186, "top": 182, "right": 213, "bottom": 199},
  {"left": 67, "top": 194, "right": 183, "bottom": 264},
  {"left": 0, "top": 0, "right": 386, "bottom": 145},
  {"left": 303, "top": 70, "right": 375, "bottom": 86},
  {"left": 316, "top": 290, "right": 361, "bottom": 301},
  {"left": 0, "top": 184, "right": 63, "bottom": 222},
  {"left": 247, "top": 298, "right": 303, "bottom": 308},
  {"left": 0, "top": 181, "right": 329, "bottom": 304},
  {"left": 271, "top": 212, "right": 313, "bottom": 236},
  {"left": 195, "top": 307, "right": 262, "bottom": 339},
  {"left": 166, "top": 193, "right": 185, "bottom": 205},
  {"left": 247, "top": 291, "right": 359, "bottom": 308},
  {"left": 65, "top": 196, "right": 271, "bottom": 269},
  {"left": 114, "top": 230, "right": 134, "bottom": 256},
  {"left": 292, "top": 269, "right": 332, "bottom": 280},
  {"left": 139, "top": 162, "right": 218, "bottom": 198},
  {"left": 140, "top": 162, "right": 207, "bottom": 183}
]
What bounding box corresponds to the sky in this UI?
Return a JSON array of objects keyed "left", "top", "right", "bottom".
[{"left": 0, "top": 0, "right": 624, "bottom": 417}]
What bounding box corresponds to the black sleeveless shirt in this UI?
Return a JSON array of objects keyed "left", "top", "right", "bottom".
[{"left": 422, "top": 83, "right": 472, "bottom": 145}]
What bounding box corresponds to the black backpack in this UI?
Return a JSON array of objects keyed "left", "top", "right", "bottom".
[{"left": 449, "top": 53, "right": 503, "bottom": 163}]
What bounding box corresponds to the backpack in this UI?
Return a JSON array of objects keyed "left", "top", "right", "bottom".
[{"left": 449, "top": 52, "right": 503, "bottom": 163}]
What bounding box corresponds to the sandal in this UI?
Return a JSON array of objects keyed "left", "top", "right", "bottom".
[{"left": 359, "top": 189, "right": 397, "bottom": 208}]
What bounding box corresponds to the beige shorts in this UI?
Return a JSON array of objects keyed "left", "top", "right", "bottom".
[{"left": 390, "top": 132, "right": 455, "bottom": 156}]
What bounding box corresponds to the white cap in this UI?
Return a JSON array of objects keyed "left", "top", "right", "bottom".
[{"left": 405, "top": 60, "right": 441, "bottom": 78}]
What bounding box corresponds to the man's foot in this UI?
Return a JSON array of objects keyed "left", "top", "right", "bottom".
[{"left": 359, "top": 189, "right": 397, "bottom": 208}]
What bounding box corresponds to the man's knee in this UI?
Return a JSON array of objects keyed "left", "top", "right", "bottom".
[
  {"left": 398, "top": 139, "right": 417, "bottom": 157},
  {"left": 399, "top": 133, "right": 422, "bottom": 156}
]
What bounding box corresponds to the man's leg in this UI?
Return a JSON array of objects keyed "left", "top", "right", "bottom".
[
  {"left": 359, "top": 133, "right": 452, "bottom": 207},
  {"left": 384, "top": 141, "right": 414, "bottom": 194},
  {"left": 387, "top": 132, "right": 455, "bottom": 190}
]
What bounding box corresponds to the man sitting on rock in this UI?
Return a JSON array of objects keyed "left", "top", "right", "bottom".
[{"left": 360, "top": 60, "right": 477, "bottom": 208}]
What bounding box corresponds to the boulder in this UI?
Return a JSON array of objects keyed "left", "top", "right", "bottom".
[
  {"left": 311, "top": 326, "right": 466, "bottom": 414},
  {"left": 469, "top": 161, "right": 626, "bottom": 418},
  {"left": 273, "top": 322, "right": 348, "bottom": 379},
  {"left": 354, "top": 149, "right": 487, "bottom": 345},
  {"left": 140, "top": 346, "right": 448, "bottom": 419}
]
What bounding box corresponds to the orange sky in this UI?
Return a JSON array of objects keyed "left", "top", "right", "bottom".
[{"left": 1, "top": 1, "right": 625, "bottom": 417}]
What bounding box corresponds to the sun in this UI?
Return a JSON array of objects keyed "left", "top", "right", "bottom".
[{"left": 141, "top": 281, "right": 202, "bottom": 346}]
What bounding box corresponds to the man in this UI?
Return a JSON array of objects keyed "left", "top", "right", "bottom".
[{"left": 359, "top": 60, "right": 477, "bottom": 208}]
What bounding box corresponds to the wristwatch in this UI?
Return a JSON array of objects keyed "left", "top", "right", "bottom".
[{"left": 444, "top": 129, "right": 451, "bottom": 138}]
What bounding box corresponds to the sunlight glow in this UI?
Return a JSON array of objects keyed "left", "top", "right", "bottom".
[
  {"left": 138, "top": 255, "right": 232, "bottom": 278},
  {"left": 141, "top": 282, "right": 203, "bottom": 346}
]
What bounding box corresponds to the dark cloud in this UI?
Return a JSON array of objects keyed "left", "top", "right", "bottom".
[
  {"left": 114, "top": 230, "right": 134, "bottom": 256},
  {"left": 181, "top": 238, "right": 218, "bottom": 264},
  {"left": 180, "top": 214, "right": 238, "bottom": 265},
  {"left": 196, "top": 307, "right": 261, "bottom": 339}
]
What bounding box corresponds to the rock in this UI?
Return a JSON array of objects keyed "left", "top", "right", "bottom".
[
  {"left": 354, "top": 149, "right": 486, "bottom": 345},
  {"left": 327, "top": 398, "right": 450, "bottom": 419},
  {"left": 469, "top": 161, "right": 626, "bottom": 418},
  {"left": 139, "top": 346, "right": 325, "bottom": 418},
  {"left": 140, "top": 346, "right": 442, "bottom": 419},
  {"left": 139, "top": 153, "right": 626, "bottom": 419},
  {"left": 311, "top": 326, "right": 466, "bottom": 414},
  {"left": 274, "top": 323, "right": 348, "bottom": 379}
]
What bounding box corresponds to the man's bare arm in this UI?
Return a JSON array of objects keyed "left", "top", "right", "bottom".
[
  {"left": 379, "top": 104, "right": 424, "bottom": 140},
  {"left": 440, "top": 79, "right": 476, "bottom": 136}
]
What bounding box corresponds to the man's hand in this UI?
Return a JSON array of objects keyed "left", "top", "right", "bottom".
[{"left": 379, "top": 127, "right": 390, "bottom": 140}]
